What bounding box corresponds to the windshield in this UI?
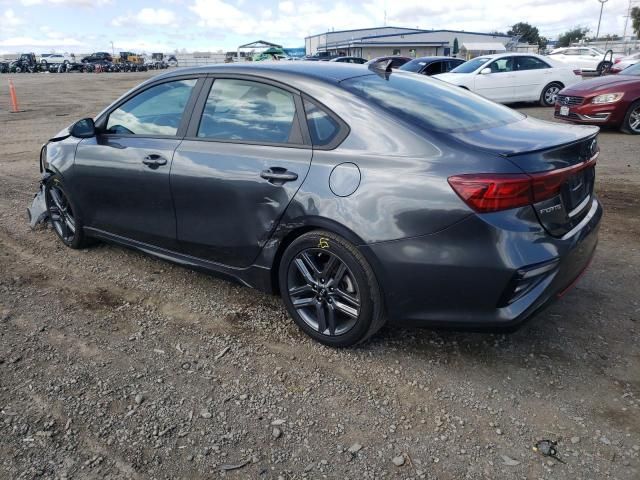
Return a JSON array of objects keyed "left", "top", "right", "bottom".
[
  {"left": 450, "top": 57, "right": 490, "bottom": 73},
  {"left": 400, "top": 59, "right": 427, "bottom": 72},
  {"left": 621, "top": 63, "right": 640, "bottom": 76},
  {"left": 592, "top": 47, "right": 605, "bottom": 54},
  {"left": 341, "top": 72, "right": 524, "bottom": 133}
]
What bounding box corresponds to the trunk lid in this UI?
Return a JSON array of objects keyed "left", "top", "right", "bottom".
[{"left": 451, "top": 117, "right": 599, "bottom": 237}]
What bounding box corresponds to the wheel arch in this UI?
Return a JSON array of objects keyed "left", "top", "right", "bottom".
[{"left": 267, "top": 217, "right": 370, "bottom": 295}]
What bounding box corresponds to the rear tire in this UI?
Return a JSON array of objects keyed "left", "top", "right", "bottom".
[
  {"left": 540, "top": 82, "right": 563, "bottom": 107},
  {"left": 278, "top": 230, "right": 385, "bottom": 347},
  {"left": 621, "top": 100, "right": 640, "bottom": 135}
]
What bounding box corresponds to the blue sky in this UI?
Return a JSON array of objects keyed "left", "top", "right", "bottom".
[{"left": 0, "top": 0, "right": 634, "bottom": 54}]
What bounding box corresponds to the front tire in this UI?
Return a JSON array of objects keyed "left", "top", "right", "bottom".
[
  {"left": 540, "top": 82, "right": 563, "bottom": 107},
  {"left": 279, "top": 230, "right": 385, "bottom": 347},
  {"left": 45, "top": 176, "right": 89, "bottom": 249},
  {"left": 621, "top": 100, "right": 640, "bottom": 135}
]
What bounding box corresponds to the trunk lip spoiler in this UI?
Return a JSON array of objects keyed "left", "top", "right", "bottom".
[{"left": 498, "top": 131, "right": 599, "bottom": 158}]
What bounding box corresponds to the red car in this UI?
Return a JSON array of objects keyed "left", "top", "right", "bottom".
[{"left": 555, "top": 62, "right": 640, "bottom": 134}]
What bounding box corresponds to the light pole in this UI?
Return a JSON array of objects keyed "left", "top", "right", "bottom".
[{"left": 596, "top": 0, "right": 609, "bottom": 40}]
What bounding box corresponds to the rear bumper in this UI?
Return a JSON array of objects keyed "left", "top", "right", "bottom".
[{"left": 361, "top": 197, "right": 602, "bottom": 330}]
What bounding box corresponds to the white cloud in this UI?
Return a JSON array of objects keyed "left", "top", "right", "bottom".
[
  {"left": 2, "top": 8, "right": 23, "bottom": 27},
  {"left": 112, "top": 8, "right": 176, "bottom": 27},
  {"left": 19, "top": 0, "right": 111, "bottom": 5},
  {"left": 279, "top": 1, "right": 294, "bottom": 14}
]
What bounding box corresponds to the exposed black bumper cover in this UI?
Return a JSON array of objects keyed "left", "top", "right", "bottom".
[
  {"left": 27, "top": 182, "right": 49, "bottom": 229},
  {"left": 361, "top": 198, "right": 602, "bottom": 330}
]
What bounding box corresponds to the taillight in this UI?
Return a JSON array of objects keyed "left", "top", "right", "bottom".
[{"left": 448, "top": 155, "right": 597, "bottom": 213}]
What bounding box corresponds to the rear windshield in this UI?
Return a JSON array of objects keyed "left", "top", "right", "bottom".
[
  {"left": 449, "top": 57, "right": 490, "bottom": 73},
  {"left": 341, "top": 72, "right": 524, "bottom": 133},
  {"left": 400, "top": 59, "right": 427, "bottom": 72}
]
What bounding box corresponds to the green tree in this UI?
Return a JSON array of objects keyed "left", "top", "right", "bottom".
[
  {"left": 538, "top": 36, "right": 549, "bottom": 51},
  {"left": 632, "top": 7, "right": 640, "bottom": 38},
  {"left": 557, "top": 26, "right": 590, "bottom": 48},
  {"left": 453, "top": 37, "right": 459, "bottom": 55},
  {"left": 507, "top": 22, "right": 541, "bottom": 46}
]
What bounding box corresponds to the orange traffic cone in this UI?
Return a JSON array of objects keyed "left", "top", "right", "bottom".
[{"left": 8, "top": 80, "right": 20, "bottom": 113}]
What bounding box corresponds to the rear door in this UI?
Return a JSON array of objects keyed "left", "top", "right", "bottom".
[
  {"left": 473, "top": 56, "right": 515, "bottom": 102},
  {"left": 512, "top": 56, "right": 552, "bottom": 101},
  {"left": 171, "top": 76, "right": 313, "bottom": 268},
  {"left": 73, "top": 76, "right": 202, "bottom": 249}
]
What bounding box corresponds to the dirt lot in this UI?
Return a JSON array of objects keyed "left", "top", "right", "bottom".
[{"left": 0, "top": 72, "right": 639, "bottom": 480}]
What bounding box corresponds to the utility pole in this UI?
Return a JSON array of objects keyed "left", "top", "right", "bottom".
[
  {"left": 111, "top": 41, "right": 115, "bottom": 58},
  {"left": 596, "top": 0, "right": 609, "bottom": 40}
]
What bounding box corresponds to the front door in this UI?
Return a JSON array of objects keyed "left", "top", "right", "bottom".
[
  {"left": 72, "top": 78, "right": 199, "bottom": 249},
  {"left": 473, "top": 56, "right": 515, "bottom": 102},
  {"left": 171, "top": 77, "right": 313, "bottom": 268}
]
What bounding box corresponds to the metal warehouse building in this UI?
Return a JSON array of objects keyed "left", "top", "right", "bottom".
[{"left": 305, "top": 27, "right": 514, "bottom": 59}]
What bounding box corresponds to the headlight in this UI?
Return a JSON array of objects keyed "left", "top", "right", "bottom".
[{"left": 591, "top": 93, "right": 624, "bottom": 104}]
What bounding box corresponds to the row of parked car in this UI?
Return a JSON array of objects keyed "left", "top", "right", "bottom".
[
  {"left": 0, "top": 51, "right": 179, "bottom": 74},
  {"left": 319, "top": 50, "right": 639, "bottom": 134}
]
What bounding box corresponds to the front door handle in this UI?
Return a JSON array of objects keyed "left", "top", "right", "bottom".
[
  {"left": 260, "top": 167, "right": 298, "bottom": 184},
  {"left": 142, "top": 154, "right": 167, "bottom": 168}
]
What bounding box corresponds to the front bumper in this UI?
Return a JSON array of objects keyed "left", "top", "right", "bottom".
[
  {"left": 361, "top": 198, "right": 602, "bottom": 330},
  {"left": 554, "top": 102, "right": 625, "bottom": 126}
]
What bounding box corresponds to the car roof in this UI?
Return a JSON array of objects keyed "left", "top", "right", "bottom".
[
  {"left": 407, "top": 56, "right": 462, "bottom": 62},
  {"left": 152, "top": 61, "right": 374, "bottom": 84}
]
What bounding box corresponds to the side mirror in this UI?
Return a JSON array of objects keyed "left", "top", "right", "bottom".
[
  {"left": 69, "top": 118, "right": 96, "bottom": 138},
  {"left": 480, "top": 67, "right": 492, "bottom": 75}
]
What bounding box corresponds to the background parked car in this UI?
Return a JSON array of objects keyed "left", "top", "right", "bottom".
[
  {"left": 434, "top": 53, "right": 580, "bottom": 106},
  {"left": 548, "top": 46, "right": 620, "bottom": 73},
  {"left": 399, "top": 56, "right": 465, "bottom": 76},
  {"left": 555, "top": 62, "right": 640, "bottom": 134},
  {"left": 330, "top": 56, "right": 367, "bottom": 64},
  {"left": 9, "top": 53, "right": 40, "bottom": 73},
  {"left": 81, "top": 52, "right": 113, "bottom": 63},
  {"left": 610, "top": 52, "right": 640, "bottom": 74},
  {"left": 39, "top": 53, "right": 75, "bottom": 67},
  {"left": 364, "top": 56, "right": 412, "bottom": 69}
]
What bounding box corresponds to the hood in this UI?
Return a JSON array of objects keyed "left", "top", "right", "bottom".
[
  {"left": 450, "top": 116, "right": 599, "bottom": 157},
  {"left": 562, "top": 75, "right": 640, "bottom": 94}
]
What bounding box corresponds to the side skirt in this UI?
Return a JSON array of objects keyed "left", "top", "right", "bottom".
[{"left": 84, "top": 227, "right": 274, "bottom": 293}]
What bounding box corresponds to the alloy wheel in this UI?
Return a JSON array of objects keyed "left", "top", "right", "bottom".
[
  {"left": 629, "top": 106, "right": 640, "bottom": 133},
  {"left": 47, "top": 185, "right": 76, "bottom": 244},
  {"left": 544, "top": 86, "right": 560, "bottom": 105},
  {"left": 287, "top": 249, "right": 361, "bottom": 336}
]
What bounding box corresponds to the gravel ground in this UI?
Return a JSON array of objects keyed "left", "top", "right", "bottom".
[{"left": 0, "top": 72, "right": 639, "bottom": 480}]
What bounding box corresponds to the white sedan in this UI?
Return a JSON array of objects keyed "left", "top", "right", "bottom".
[
  {"left": 547, "top": 47, "right": 620, "bottom": 72},
  {"left": 434, "top": 53, "right": 580, "bottom": 106}
]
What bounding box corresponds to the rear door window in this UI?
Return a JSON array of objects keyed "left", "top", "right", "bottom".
[
  {"left": 106, "top": 79, "right": 197, "bottom": 136},
  {"left": 197, "top": 79, "right": 297, "bottom": 144},
  {"left": 515, "top": 56, "right": 550, "bottom": 70}
]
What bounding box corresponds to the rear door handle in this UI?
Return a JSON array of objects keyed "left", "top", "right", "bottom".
[
  {"left": 142, "top": 154, "right": 167, "bottom": 168},
  {"left": 260, "top": 167, "right": 298, "bottom": 184}
]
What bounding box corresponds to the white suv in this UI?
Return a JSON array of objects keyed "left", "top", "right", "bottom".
[
  {"left": 547, "top": 47, "right": 619, "bottom": 72},
  {"left": 39, "top": 53, "right": 75, "bottom": 66}
]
